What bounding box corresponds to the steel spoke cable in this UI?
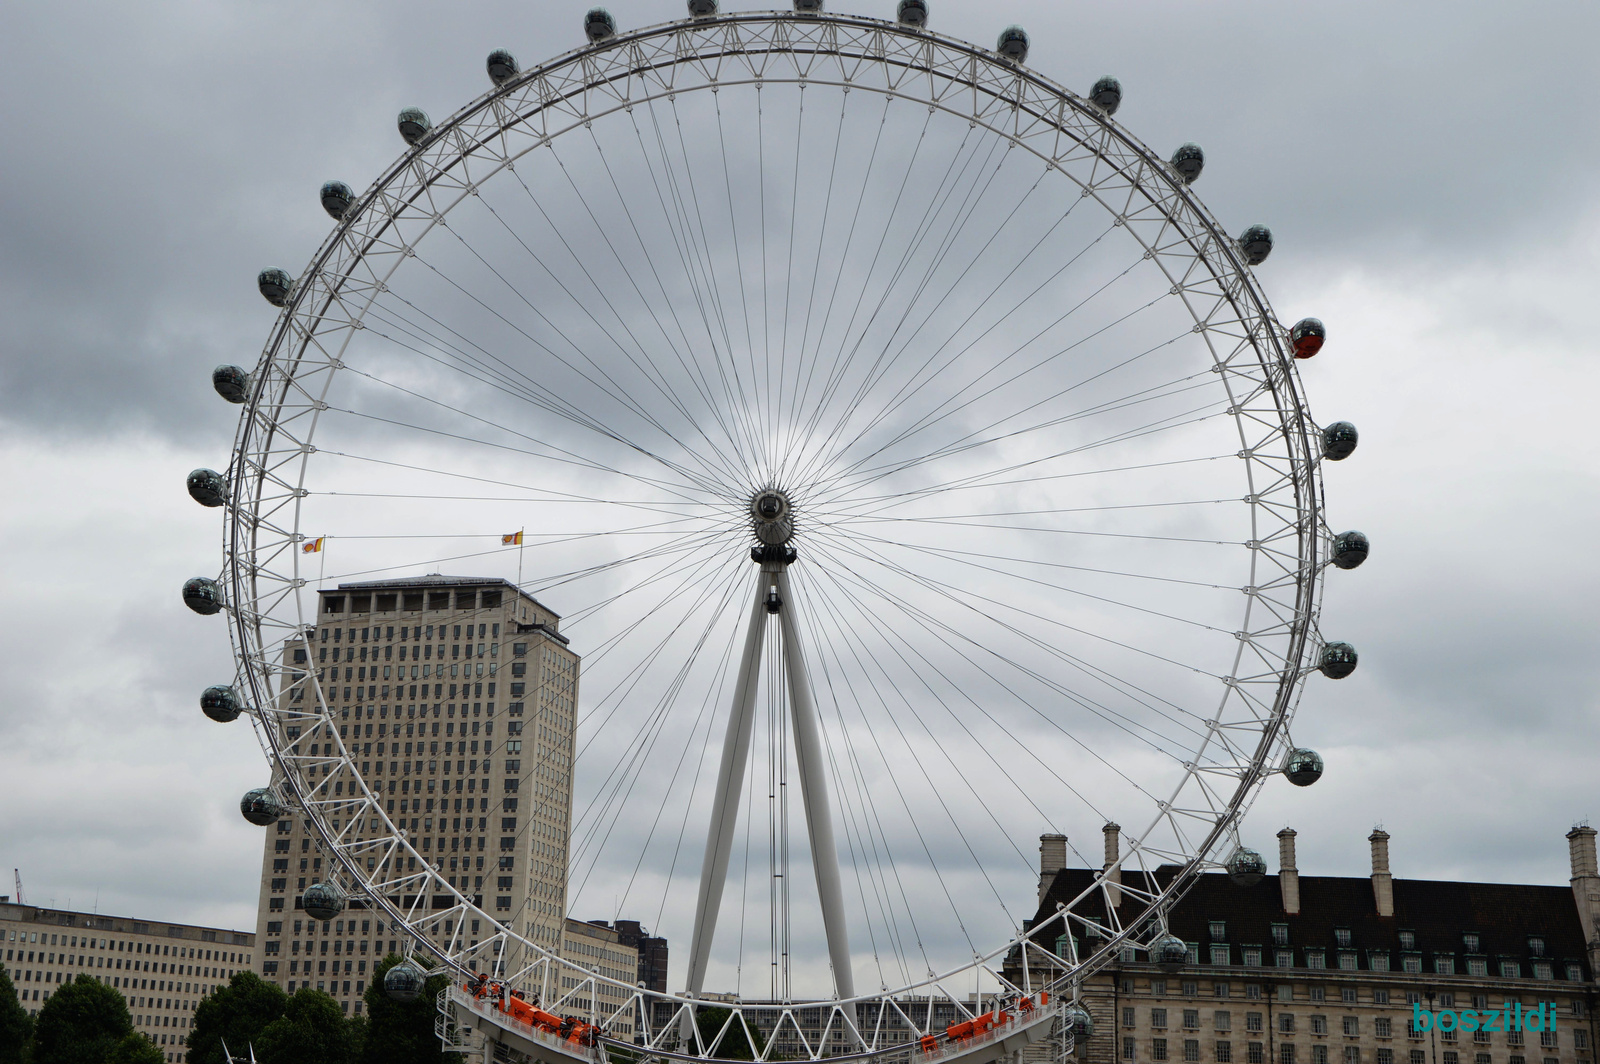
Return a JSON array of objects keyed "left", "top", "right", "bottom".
[
  {"left": 712, "top": 91, "right": 769, "bottom": 480},
  {"left": 805, "top": 530, "right": 1214, "bottom": 747},
  {"left": 796, "top": 546, "right": 1145, "bottom": 825}
]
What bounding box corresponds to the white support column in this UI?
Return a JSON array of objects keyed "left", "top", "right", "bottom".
[
  {"left": 774, "top": 568, "right": 855, "bottom": 1000},
  {"left": 684, "top": 568, "right": 772, "bottom": 995}
]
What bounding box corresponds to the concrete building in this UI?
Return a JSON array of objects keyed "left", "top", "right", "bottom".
[
  {"left": 562, "top": 918, "right": 643, "bottom": 1037},
  {"left": 254, "top": 576, "right": 579, "bottom": 1015},
  {"left": 1014, "top": 825, "right": 1600, "bottom": 1064},
  {"left": 1, "top": 898, "right": 254, "bottom": 1063}
]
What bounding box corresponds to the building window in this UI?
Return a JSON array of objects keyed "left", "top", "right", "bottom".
[
  {"left": 1306, "top": 952, "right": 1325, "bottom": 970},
  {"left": 1272, "top": 925, "right": 1289, "bottom": 947},
  {"left": 1212, "top": 946, "right": 1232, "bottom": 966},
  {"left": 1276, "top": 952, "right": 1294, "bottom": 969},
  {"left": 1532, "top": 963, "right": 1552, "bottom": 980},
  {"left": 1339, "top": 954, "right": 1358, "bottom": 971},
  {"left": 1184, "top": 1011, "right": 1199, "bottom": 1030},
  {"left": 1124, "top": 1037, "right": 1137, "bottom": 1060},
  {"left": 1573, "top": 1030, "right": 1588, "bottom": 1049},
  {"left": 1312, "top": 1047, "right": 1328, "bottom": 1064},
  {"left": 1463, "top": 934, "right": 1479, "bottom": 952},
  {"left": 1310, "top": 988, "right": 1326, "bottom": 1003},
  {"left": 1248, "top": 1045, "right": 1264, "bottom": 1064},
  {"left": 1500, "top": 962, "right": 1521, "bottom": 979},
  {"left": 1153, "top": 1040, "right": 1169, "bottom": 1062},
  {"left": 1539, "top": 1032, "right": 1557, "bottom": 1049},
  {"left": 1335, "top": 929, "right": 1351, "bottom": 947},
  {"left": 1343, "top": 1018, "right": 1359, "bottom": 1036},
  {"left": 1411, "top": 1054, "right": 1426, "bottom": 1064},
  {"left": 1310, "top": 1017, "right": 1327, "bottom": 1035},
  {"left": 1215, "top": 1012, "right": 1231, "bottom": 1031},
  {"left": 1345, "top": 1049, "right": 1360, "bottom": 1064},
  {"left": 1218, "top": 1043, "right": 1233, "bottom": 1063},
  {"left": 1124, "top": 1008, "right": 1137, "bottom": 1028},
  {"left": 1211, "top": 923, "right": 1227, "bottom": 942},
  {"left": 1369, "top": 953, "right": 1390, "bottom": 972},
  {"left": 1279, "top": 1015, "right": 1295, "bottom": 1034},
  {"left": 1527, "top": 937, "right": 1545, "bottom": 957},
  {"left": 1474, "top": 1057, "right": 1489, "bottom": 1064},
  {"left": 1244, "top": 949, "right": 1262, "bottom": 967},
  {"left": 1281, "top": 1047, "right": 1296, "bottom": 1064},
  {"left": 1375, "top": 1019, "right": 1391, "bottom": 1038},
  {"left": 1398, "top": 932, "right": 1415, "bottom": 950},
  {"left": 1184, "top": 1041, "right": 1200, "bottom": 1062},
  {"left": 1153, "top": 1010, "right": 1168, "bottom": 1029},
  {"left": 1435, "top": 957, "right": 1456, "bottom": 976},
  {"left": 1247, "top": 1014, "right": 1263, "bottom": 1033},
  {"left": 1467, "top": 959, "right": 1487, "bottom": 977},
  {"left": 1376, "top": 1052, "right": 1392, "bottom": 1064},
  {"left": 1402, "top": 956, "right": 1422, "bottom": 974}
]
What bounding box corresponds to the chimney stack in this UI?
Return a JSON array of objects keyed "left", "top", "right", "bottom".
[
  {"left": 1103, "top": 822, "right": 1122, "bottom": 909},
  {"left": 1040, "top": 834, "right": 1068, "bottom": 905},
  {"left": 1370, "top": 829, "right": 1395, "bottom": 917},
  {"left": 1277, "top": 828, "right": 1300, "bottom": 915},
  {"left": 1566, "top": 825, "right": 1600, "bottom": 974}
]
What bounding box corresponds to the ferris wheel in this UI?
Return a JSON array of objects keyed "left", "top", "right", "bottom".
[{"left": 185, "top": 1, "right": 1366, "bottom": 1059}]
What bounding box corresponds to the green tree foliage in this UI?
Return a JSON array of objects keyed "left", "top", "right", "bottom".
[
  {"left": 359, "top": 954, "right": 458, "bottom": 1064},
  {"left": 254, "top": 987, "right": 357, "bottom": 1064},
  {"left": 186, "top": 971, "right": 290, "bottom": 1064},
  {"left": 0, "top": 963, "right": 35, "bottom": 1064},
  {"left": 108, "top": 1032, "right": 166, "bottom": 1064},
  {"left": 694, "top": 1006, "right": 765, "bottom": 1061},
  {"left": 32, "top": 974, "right": 133, "bottom": 1064}
]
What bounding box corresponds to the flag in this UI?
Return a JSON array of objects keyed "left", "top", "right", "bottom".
[
  {"left": 302, "top": 537, "right": 325, "bottom": 554},
  {"left": 502, "top": 531, "right": 523, "bottom": 546}
]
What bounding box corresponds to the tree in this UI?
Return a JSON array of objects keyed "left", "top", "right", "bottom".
[
  {"left": 0, "top": 963, "right": 35, "bottom": 1064},
  {"left": 108, "top": 1033, "right": 166, "bottom": 1064},
  {"left": 254, "top": 987, "right": 356, "bottom": 1064},
  {"left": 694, "top": 1006, "right": 765, "bottom": 1061},
  {"left": 360, "top": 954, "right": 458, "bottom": 1064},
  {"left": 186, "top": 971, "right": 289, "bottom": 1064},
  {"left": 32, "top": 974, "right": 133, "bottom": 1064}
]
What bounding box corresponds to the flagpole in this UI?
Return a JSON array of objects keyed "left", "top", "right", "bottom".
[
  {"left": 517, "top": 529, "right": 525, "bottom": 588},
  {"left": 318, "top": 539, "right": 327, "bottom": 588}
]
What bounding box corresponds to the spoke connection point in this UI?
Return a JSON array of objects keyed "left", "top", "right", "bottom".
[
  {"left": 750, "top": 543, "right": 797, "bottom": 566},
  {"left": 750, "top": 488, "right": 796, "bottom": 551}
]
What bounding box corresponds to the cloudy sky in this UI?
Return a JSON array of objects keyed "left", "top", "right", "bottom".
[{"left": 2, "top": 0, "right": 1598, "bottom": 996}]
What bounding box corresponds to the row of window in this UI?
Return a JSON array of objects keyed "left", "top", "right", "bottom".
[
  {"left": 1215, "top": 926, "right": 1548, "bottom": 961},
  {"left": 1124, "top": 1009, "right": 1573, "bottom": 1046},
  {"left": 321, "top": 588, "right": 507, "bottom": 612},
  {"left": 1188, "top": 946, "right": 1574, "bottom": 979},
  {"left": 1130, "top": 1043, "right": 1562, "bottom": 1064}
]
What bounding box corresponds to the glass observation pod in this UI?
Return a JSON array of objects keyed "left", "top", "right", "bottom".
[
  {"left": 1284, "top": 748, "right": 1324, "bottom": 787},
  {"left": 1090, "top": 75, "right": 1122, "bottom": 114}
]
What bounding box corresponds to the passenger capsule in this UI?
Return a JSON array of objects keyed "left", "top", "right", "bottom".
[
  {"left": 1227, "top": 848, "right": 1267, "bottom": 887},
  {"left": 201, "top": 685, "right": 243, "bottom": 723},
  {"left": 1170, "top": 143, "right": 1204, "bottom": 184},
  {"left": 183, "top": 577, "right": 224, "bottom": 616},
  {"left": 584, "top": 8, "right": 616, "bottom": 42},
  {"left": 212, "top": 364, "right": 251, "bottom": 404},
  {"left": 302, "top": 880, "right": 347, "bottom": 921},
  {"left": 1331, "top": 530, "right": 1369, "bottom": 570},
  {"left": 486, "top": 49, "right": 519, "bottom": 86},
  {"left": 257, "top": 268, "right": 292, "bottom": 307},
  {"left": 996, "top": 26, "right": 1029, "bottom": 63},
  {"left": 319, "top": 181, "right": 354, "bottom": 220},
  {"left": 688, "top": 0, "right": 718, "bottom": 15},
  {"left": 385, "top": 958, "right": 426, "bottom": 1001},
  {"left": 240, "top": 787, "right": 285, "bottom": 826},
  {"left": 397, "top": 107, "right": 432, "bottom": 146},
  {"left": 1322, "top": 421, "right": 1358, "bottom": 461},
  {"left": 1089, "top": 75, "right": 1122, "bottom": 115},
  {"left": 187, "top": 468, "right": 228, "bottom": 508},
  {"left": 1284, "top": 747, "right": 1324, "bottom": 787},
  {"left": 794, "top": 0, "right": 824, "bottom": 11},
  {"left": 1290, "top": 317, "right": 1325, "bottom": 359},
  {"left": 897, "top": 0, "right": 929, "bottom": 29},
  {"left": 1238, "top": 225, "right": 1273, "bottom": 266},
  {"left": 1154, "top": 934, "right": 1189, "bottom": 971},
  {"left": 1318, "top": 641, "right": 1358, "bottom": 679},
  {"left": 1062, "top": 1004, "right": 1094, "bottom": 1042}
]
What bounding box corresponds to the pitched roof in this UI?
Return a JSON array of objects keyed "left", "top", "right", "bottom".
[{"left": 1033, "top": 867, "right": 1589, "bottom": 971}]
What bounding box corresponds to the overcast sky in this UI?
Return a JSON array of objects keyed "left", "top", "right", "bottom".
[{"left": 2, "top": 0, "right": 1598, "bottom": 996}]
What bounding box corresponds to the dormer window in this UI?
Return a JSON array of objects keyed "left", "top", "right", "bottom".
[
  {"left": 1271, "top": 924, "right": 1289, "bottom": 947},
  {"left": 1463, "top": 933, "right": 1480, "bottom": 952},
  {"left": 1335, "top": 928, "right": 1351, "bottom": 947},
  {"left": 1210, "top": 921, "right": 1227, "bottom": 942},
  {"left": 1399, "top": 931, "right": 1415, "bottom": 950},
  {"left": 1528, "top": 936, "right": 1545, "bottom": 957}
]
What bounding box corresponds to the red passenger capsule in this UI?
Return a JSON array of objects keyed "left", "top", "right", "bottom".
[{"left": 1290, "top": 317, "right": 1326, "bottom": 359}]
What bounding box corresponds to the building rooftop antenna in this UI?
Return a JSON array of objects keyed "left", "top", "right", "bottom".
[{"left": 12, "top": 869, "right": 23, "bottom": 905}]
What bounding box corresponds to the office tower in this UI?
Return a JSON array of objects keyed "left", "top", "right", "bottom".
[{"left": 253, "top": 576, "right": 578, "bottom": 1016}]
